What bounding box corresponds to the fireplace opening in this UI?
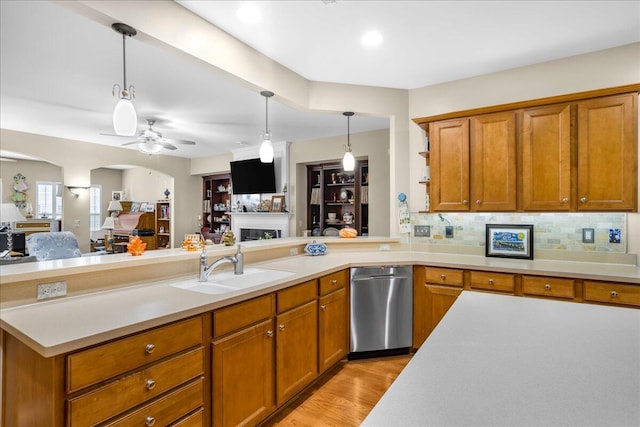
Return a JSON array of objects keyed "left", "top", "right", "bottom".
[{"left": 240, "top": 228, "right": 282, "bottom": 242}]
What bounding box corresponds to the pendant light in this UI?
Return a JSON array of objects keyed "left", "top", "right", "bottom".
[
  {"left": 111, "top": 23, "right": 138, "bottom": 137},
  {"left": 259, "top": 91, "right": 274, "bottom": 163},
  {"left": 342, "top": 112, "right": 356, "bottom": 171}
]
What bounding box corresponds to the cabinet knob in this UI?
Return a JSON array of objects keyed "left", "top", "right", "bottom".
[
  {"left": 580, "top": 197, "right": 587, "bottom": 203},
  {"left": 145, "top": 416, "right": 156, "bottom": 427},
  {"left": 145, "top": 379, "right": 156, "bottom": 390},
  {"left": 320, "top": 304, "right": 326, "bottom": 311},
  {"left": 476, "top": 200, "right": 481, "bottom": 205},
  {"left": 266, "top": 330, "right": 273, "bottom": 337},
  {"left": 145, "top": 344, "right": 156, "bottom": 354},
  {"left": 544, "top": 284, "right": 551, "bottom": 290},
  {"left": 562, "top": 197, "right": 569, "bottom": 203},
  {"left": 279, "top": 324, "right": 285, "bottom": 331},
  {"left": 488, "top": 279, "right": 494, "bottom": 285},
  {"left": 462, "top": 199, "right": 468, "bottom": 205},
  {"left": 331, "top": 279, "right": 337, "bottom": 285},
  {"left": 610, "top": 290, "right": 618, "bottom": 297},
  {"left": 440, "top": 274, "right": 446, "bottom": 280}
]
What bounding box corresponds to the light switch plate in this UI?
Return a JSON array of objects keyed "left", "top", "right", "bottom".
[
  {"left": 582, "top": 228, "right": 594, "bottom": 243},
  {"left": 414, "top": 225, "right": 430, "bottom": 237}
]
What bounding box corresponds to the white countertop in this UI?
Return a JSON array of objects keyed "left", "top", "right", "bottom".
[
  {"left": 362, "top": 292, "right": 640, "bottom": 427},
  {"left": 1, "top": 242, "right": 639, "bottom": 357}
]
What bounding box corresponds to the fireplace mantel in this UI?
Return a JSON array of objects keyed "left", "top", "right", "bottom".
[{"left": 230, "top": 212, "right": 291, "bottom": 240}]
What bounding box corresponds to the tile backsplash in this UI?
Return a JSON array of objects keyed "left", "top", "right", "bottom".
[{"left": 411, "top": 212, "right": 627, "bottom": 254}]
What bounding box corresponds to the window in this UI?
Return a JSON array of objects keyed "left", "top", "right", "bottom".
[
  {"left": 89, "top": 185, "right": 102, "bottom": 232},
  {"left": 36, "top": 181, "right": 62, "bottom": 219}
]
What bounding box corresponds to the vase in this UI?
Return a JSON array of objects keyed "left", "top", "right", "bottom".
[{"left": 163, "top": 188, "right": 170, "bottom": 199}]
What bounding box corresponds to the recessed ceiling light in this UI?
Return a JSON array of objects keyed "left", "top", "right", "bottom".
[
  {"left": 361, "top": 30, "right": 383, "bottom": 47},
  {"left": 236, "top": 3, "right": 261, "bottom": 24}
]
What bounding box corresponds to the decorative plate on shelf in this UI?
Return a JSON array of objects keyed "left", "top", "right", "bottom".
[
  {"left": 304, "top": 240, "right": 327, "bottom": 256},
  {"left": 322, "top": 227, "right": 340, "bottom": 236}
]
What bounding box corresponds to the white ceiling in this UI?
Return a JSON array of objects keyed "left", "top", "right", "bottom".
[{"left": 1, "top": 1, "right": 638, "bottom": 160}]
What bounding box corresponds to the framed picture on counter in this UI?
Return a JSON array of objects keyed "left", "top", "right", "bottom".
[
  {"left": 270, "top": 195, "right": 284, "bottom": 212},
  {"left": 485, "top": 224, "right": 534, "bottom": 260}
]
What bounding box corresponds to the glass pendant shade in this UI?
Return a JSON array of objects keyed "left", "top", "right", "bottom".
[
  {"left": 113, "top": 98, "right": 137, "bottom": 136},
  {"left": 138, "top": 140, "right": 163, "bottom": 154},
  {"left": 259, "top": 136, "right": 274, "bottom": 163},
  {"left": 343, "top": 150, "right": 355, "bottom": 171}
]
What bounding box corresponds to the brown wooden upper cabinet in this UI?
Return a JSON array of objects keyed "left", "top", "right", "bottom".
[
  {"left": 430, "top": 111, "right": 516, "bottom": 211},
  {"left": 522, "top": 104, "right": 572, "bottom": 211},
  {"left": 419, "top": 87, "right": 638, "bottom": 213},
  {"left": 577, "top": 94, "right": 637, "bottom": 211}
]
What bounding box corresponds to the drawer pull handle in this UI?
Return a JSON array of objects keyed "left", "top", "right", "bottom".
[
  {"left": 266, "top": 330, "right": 273, "bottom": 337},
  {"left": 320, "top": 304, "right": 326, "bottom": 311},
  {"left": 440, "top": 274, "right": 446, "bottom": 280},
  {"left": 279, "top": 324, "right": 285, "bottom": 331},
  {"left": 145, "top": 379, "right": 156, "bottom": 390},
  {"left": 145, "top": 416, "right": 156, "bottom": 427},
  {"left": 610, "top": 291, "right": 618, "bottom": 297},
  {"left": 544, "top": 284, "right": 551, "bottom": 290},
  {"left": 145, "top": 344, "right": 156, "bottom": 354},
  {"left": 331, "top": 279, "right": 337, "bottom": 285},
  {"left": 488, "top": 279, "right": 494, "bottom": 285}
]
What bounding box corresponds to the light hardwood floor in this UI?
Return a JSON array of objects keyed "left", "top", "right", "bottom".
[{"left": 262, "top": 355, "right": 412, "bottom": 427}]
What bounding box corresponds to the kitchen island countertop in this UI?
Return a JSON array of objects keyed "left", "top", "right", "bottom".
[{"left": 363, "top": 291, "right": 640, "bottom": 426}]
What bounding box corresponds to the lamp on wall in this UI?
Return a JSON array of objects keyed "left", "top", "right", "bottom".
[
  {"left": 259, "top": 90, "right": 275, "bottom": 163},
  {"left": 342, "top": 111, "right": 356, "bottom": 172},
  {"left": 111, "top": 23, "right": 138, "bottom": 137},
  {"left": 0, "top": 203, "right": 26, "bottom": 255},
  {"left": 107, "top": 200, "right": 123, "bottom": 217},
  {"left": 66, "top": 186, "right": 89, "bottom": 198}
]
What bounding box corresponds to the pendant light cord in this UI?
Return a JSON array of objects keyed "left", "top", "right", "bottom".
[
  {"left": 265, "top": 95, "right": 269, "bottom": 135},
  {"left": 122, "top": 32, "right": 127, "bottom": 89}
]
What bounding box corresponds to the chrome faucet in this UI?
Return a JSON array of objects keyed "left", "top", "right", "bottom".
[{"left": 199, "top": 244, "right": 244, "bottom": 282}]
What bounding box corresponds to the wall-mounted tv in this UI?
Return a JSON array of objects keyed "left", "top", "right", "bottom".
[{"left": 230, "top": 158, "right": 277, "bottom": 195}]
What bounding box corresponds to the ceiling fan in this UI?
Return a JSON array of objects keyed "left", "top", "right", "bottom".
[{"left": 118, "top": 119, "right": 196, "bottom": 153}]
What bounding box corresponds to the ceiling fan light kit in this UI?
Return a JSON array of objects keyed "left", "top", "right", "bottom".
[
  {"left": 259, "top": 90, "right": 275, "bottom": 163},
  {"left": 111, "top": 23, "right": 138, "bottom": 137}
]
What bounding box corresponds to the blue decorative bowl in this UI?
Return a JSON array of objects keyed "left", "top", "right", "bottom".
[{"left": 304, "top": 240, "right": 327, "bottom": 256}]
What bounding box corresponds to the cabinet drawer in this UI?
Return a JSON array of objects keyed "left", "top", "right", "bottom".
[
  {"left": 523, "top": 276, "right": 575, "bottom": 299},
  {"left": 68, "top": 347, "right": 204, "bottom": 427},
  {"left": 104, "top": 377, "right": 203, "bottom": 427},
  {"left": 319, "top": 269, "right": 349, "bottom": 296},
  {"left": 213, "top": 294, "right": 275, "bottom": 337},
  {"left": 173, "top": 409, "right": 204, "bottom": 427},
  {"left": 584, "top": 281, "right": 640, "bottom": 307},
  {"left": 67, "top": 316, "right": 203, "bottom": 393},
  {"left": 424, "top": 267, "right": 464, "bottom": 287},
  {"left": 470, "top": 271, "right": 515, "bottom": 293},
  {"left": 278, "top": 279, "right": 318, "bottom": 313}
]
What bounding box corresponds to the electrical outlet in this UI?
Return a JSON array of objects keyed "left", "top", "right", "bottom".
[
  {"left": 414, "top": 225, "right": 430, "bottom": 237},
  {"left": 37, "top": 281, "right": 67, "bottom": 300},
  {"left": 582, "top": 228, "right": 595, "bottom": 243}
]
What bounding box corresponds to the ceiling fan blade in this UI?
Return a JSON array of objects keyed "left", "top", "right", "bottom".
[
  {"left": 120, "top": 141, "right": 139, "bottom": 146},
  {"left": 157, "top": 141, "right": 178, "bottom": 150},
  {"left": 164, "top": 138, "right": 196, "bottom": 145},
  {"left": 100, "top": 132, "right": 127, "bottom": 137}
]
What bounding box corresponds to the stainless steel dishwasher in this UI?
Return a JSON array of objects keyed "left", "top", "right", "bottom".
[{"left": 350, "top": 266, "right": 413, "bottom": 357}]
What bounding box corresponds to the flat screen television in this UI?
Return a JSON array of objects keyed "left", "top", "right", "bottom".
[{"left": 230, "top": 158, "right": 277, "bottom": 194}]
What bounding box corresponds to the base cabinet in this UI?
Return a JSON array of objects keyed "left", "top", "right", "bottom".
[
  {"left": 319, "top": 287, "right": 348, "bottom": 373},
  {"left": 212, "top": 318, "right": 275, "bottom": 427}
]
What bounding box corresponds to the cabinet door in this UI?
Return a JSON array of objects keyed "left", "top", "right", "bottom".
[
  {"left": 577, "top": 93, "right": 637, "bottom": 211},
  {"left": 318, "top": 287, "right": 348, "bottom": 373},
  {"left": 522, "top": 104, "right": 572, "bottom": 210},
  {"left": 276, "top": 300, "right": 318, "bottom": 405},
  {"left": 425, "top": 285, "right": 462, "bottom": 340},
  {"left": 430, "top": 118, "right": 470, "bottom": 211},
  {"left": 470, "top": 111, "right": 517, "bottom": 211},
  {"left": 212, "top": 319, "right": 275, "bottom": 427}
]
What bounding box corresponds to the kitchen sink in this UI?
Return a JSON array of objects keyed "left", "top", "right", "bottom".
[{"left": 170, "top": 267, "right": 295, "bottom": 294}]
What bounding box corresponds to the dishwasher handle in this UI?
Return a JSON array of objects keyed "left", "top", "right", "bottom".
[{"left": 352, "top": 274, "right": 411, "bottom": 281}]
